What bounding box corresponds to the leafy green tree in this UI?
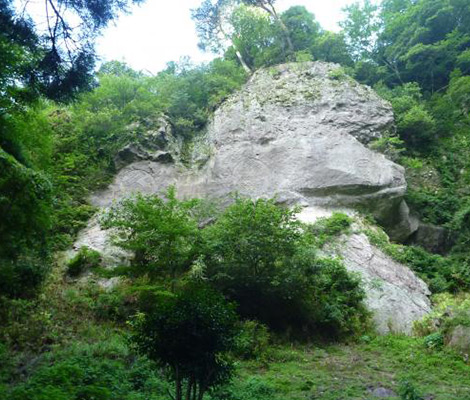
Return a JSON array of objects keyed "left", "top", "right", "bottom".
[
  {"left": 0, "top": 148, "right": 52, "bottom": 298},
  {"left": 241, "top": 0, "right": 294, "bottom": 55},
  {"left": 446, "top": 71, "right": 470, "bottom": 120},
  {"left": 375, "top": 82, "right": 436, "bottom": 150},
  {"left": 281, "top": 6, "right": 321, "bottom": 54},
  {"left": 229, "top": 5, "right": 284, "bottom": 69},
  {"left": 1, "top": 0, "right": 145, "bottom": 102},
  {"left": 202, "top": 197, "right": 368, "bottom": 336},
  {"left": 101, "top": 187, "right": 201, "bottom": 283},
  {"left": 131, "top": 284, "right": 239, "bottom": 400},
  {"left": 192, "top": 0, "right": 253, "bottom": 72},
  {"left": 311, "top": 31, "right": 354, "bottom": 66},
  {"left": 340, "top": 0, "right": 380, "bottom": 61},
  {"left": 375, "top": 0, "right": 470, "bottom": 91},
  {"left": 0, "top": 0, "right": 146, "bottom": 297}
]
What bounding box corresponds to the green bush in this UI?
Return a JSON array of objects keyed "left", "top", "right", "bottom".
[
  {"left": 308, "top": 212, "right": 353, "bottom": 247},
  {"left": 100, "top": 192, "right": 368, "bottom": 338},
  {"left": 203, "top": 198, "right": 368, "bottom": 337},
  {"left": 0, "top": 255, "right": 49, "bottom": 298},
  {"left": 93, "top": 285, "right": 138, "bottom": 323},
  {"left": 210, "top": 377, "right": 276, "bottom": 400},
  {"left": 4, "top": 336, "right": 170, "bottom": 400},
  {"left": 375, "top": 82, "right": 436, "bottom": 151},
  {"left": 369, "top": 132, "right": 405, "bottom": 162},
  {"left": 398, "top": 380, "right": 424, "bottom": 400},
  {"left": 414, "top": 293, "right": 470, "bottom": 337},
  {"left": 234, "top": 320, "right": 270, "bottom": 360},
  {"left": 423, "top": 332, "right": 444, "bottom": 350},
  {"left": 67, "top": 246, "right": 102, "bottom": 277},
  {"left": 100, "top": 187, "right": 200, "bottom": 283}
]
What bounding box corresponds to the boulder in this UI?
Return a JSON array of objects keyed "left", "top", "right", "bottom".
[
  {"left": 332, "top": 232, "right": 430, "bottom": 334},
  {"left": 91, "top": 62, "right": 415, "bottom": 240},
  {"left": 407, "top": 222, "right": 455, "bottom": 254},
  {"left": 299, "top": 208, "right": 431, "bottom": 335},
  {"left": 367, "top": 386, "right": 397, "bottom": 398},
  {"left": 75, "top": 62, "right": 431, "bottom": 334},
  {"left": 73, "top": 217, "right": 131, "bottom": 267},
  {"left": 446, "top": 325, "right": 470, "bottom": 354}
]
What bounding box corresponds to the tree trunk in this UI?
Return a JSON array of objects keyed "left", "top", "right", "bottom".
[
  {"left": 235, "top": 49, "right": 252, "bottom": 73},
  {"left": 260, "top": 3, "right": 294, "bottom": 56},
  {"left": 218, "top": 21, "right": 252, "bottom": 74},
  {"left": 185, "top": 377, "right": 193, "bottom": 400},
  {"left": 175, "top": 367, "right": 182, "bottom": 400},
  {"left": 197, "top": 386, "right": 205, "bottom": 400}
]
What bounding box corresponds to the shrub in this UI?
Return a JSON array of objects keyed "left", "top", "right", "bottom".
[
  {"left": 93, "top": 288, "right": 137, "bottom": 323},
  {"left": 398, "top": 105, "right": 436, "bottom": 149},
  {"left": 4, "top": 335, "right": 170, "bottom": 400},
  {"left": 67, "top": 246, "right": 102, "bottom": 277},
  {"left": 203, "top": 198, "right": 368, "bottom": 337},
  {"left": 0, "top": 255, "right": 49, "bottom": 298},
  {"left": 423, "top": 332, "right": 444, "bottom": 350},
  {"left": 234, "top": 320, "right": 270, "bottom": 360},
  {"left": 398, "top": 380, "right": 424, "bottom": 400},
  {"left": 100, "top": 187, "right": 200, "bottom": 283},
  {"left": 414, "top": 293, "right": 470, "bottom": 337},
  {"left": 308, "top": 212, "right": 353, "bottom": 246},
  {"left": 369, "top": 132, "right": 405, "bottom": 162},
  {"left": 289, "top": 255, "right": 369, "bottom": 337}
]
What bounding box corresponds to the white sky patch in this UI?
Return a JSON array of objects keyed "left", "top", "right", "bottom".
[{"left": 95, "top": 0, "right": 359, "bottom": 74}]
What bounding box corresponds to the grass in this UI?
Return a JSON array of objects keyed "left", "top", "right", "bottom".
[
  {"left": 2, "top": 258, "right": 470, "bottom": 400},
  {"left": 219, "top": 335, "right": 470, "bottom": 400}
]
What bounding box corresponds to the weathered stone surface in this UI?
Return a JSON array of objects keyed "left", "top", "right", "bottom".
[
  {"left": 114, "top": 117, "right": 175, "bottom": 170},
  {"left": 73, "top": 217, "right": 131, "bottom": 267},
  {"left": 446, "top": 325, "right": 470, "bottom": 354},
  {"left": 114, "top": 144, "right": 173, "bottom": 170},
  {"left": 76, "top": 62, "right": 430, "bottom": 334},
  {"left": 298, "top": 208, "right": 431, "bottom": 335},
  {"left": 91, "top": 62, "right": 414, "bottom": 239},
  {"left": 333, "top": 232, "right": 431, "bottom": 334}
]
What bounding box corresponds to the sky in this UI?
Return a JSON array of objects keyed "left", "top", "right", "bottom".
[{"left": 95, "top": 0, "right": 359, "bottom": 74}]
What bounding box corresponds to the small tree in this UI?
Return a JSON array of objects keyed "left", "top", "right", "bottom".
[
  {"left": 202, "top": 197, "right": 368, "bottom": 336},
  {"left": 100, "top": 187, "right": 201, "bottom": 283},
  {"left": 131, "top": 284, "right": 239, "bottom": 400}
]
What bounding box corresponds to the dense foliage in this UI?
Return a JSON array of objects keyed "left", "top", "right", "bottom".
[
  {"left": 102, "top": 193, "right": 369, "bottom": 338},
  {"left": 101, "top": 188, "right": 201, "bottom": 282},
  {"left": 2, "top": 0, "right": 470, "bottom": 398},
  {"left": 202, "top": 199, "right": 367, "bottom": 336},
  {"left": 132, "top": 284, "right": 239, "bottom": 400}
]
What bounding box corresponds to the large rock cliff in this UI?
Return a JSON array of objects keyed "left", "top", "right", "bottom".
[
  {"left": 75, "top": 62, "right": 430, "bottom": 334},
  {"left": 91, "top": 62, "right": 417, "bottom": 240}
]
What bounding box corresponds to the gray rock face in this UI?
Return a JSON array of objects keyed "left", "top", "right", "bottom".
[
  {"left": 114, "top": 116, "right": 175, "bottom": 170},
  {"left": 332, "top": 232, "right": 431, "bottom": 334},
  {"left": 446, "top": 325, "right": 470, "bottom": 354},
  {"left": 297, "top": 208, "right": 430, "bottom": 335},
  {"left": 91, "top": 62, "right": 414, "bottom": 239},
  {"left": 76, "top": 62, "right": 430, "bottom": 334}
]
